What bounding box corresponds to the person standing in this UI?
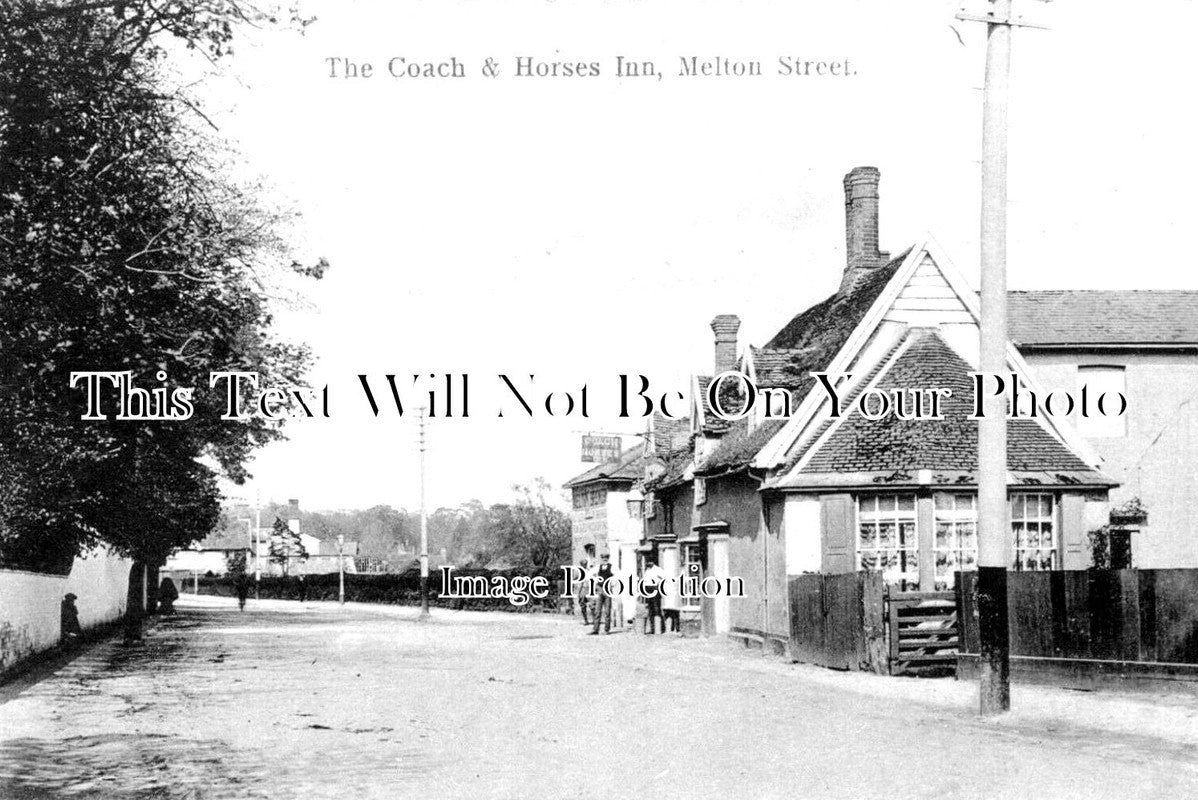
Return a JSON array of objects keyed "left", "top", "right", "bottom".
[
  {"left": 158, "top": 577, "right": 179, "bottom": 614},
  {"left": 642, "top": 559, "right": 667, "bottom": 634},
  {"left": 235, "top": 573, "right": 250, "bottom": 611},
  {"left": 574, "top": 557, "right": 592, "bottom": 625},
  {"left": 588, "top": 554, "right": 614, "bottom": 635},
  {"left": 60, "top": 593, "right": 83, "bottom": 643},
  {"left": 296, "top": 573, "right": 307, "bottom": 603}
]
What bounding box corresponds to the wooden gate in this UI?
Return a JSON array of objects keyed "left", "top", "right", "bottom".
[
  {"left": 886, "top": 591, "right": 959, "bottom": 676},
  {"left": 788, "top": 572, "right": 886, "bottom": 672}
]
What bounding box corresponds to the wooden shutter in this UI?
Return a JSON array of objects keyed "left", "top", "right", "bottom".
[
  {"left": 820, "top": 494, "right": 856, "bottom": 575},
  {"left": 1059, "top": 492, "right": 1087, "bottom": 570}
]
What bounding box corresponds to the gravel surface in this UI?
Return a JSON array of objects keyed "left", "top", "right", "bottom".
[{"left": 1, "top": 595, "right": 1195, "bottom": 799}]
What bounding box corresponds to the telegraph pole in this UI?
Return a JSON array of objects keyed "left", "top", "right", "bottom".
[
  {"left": 338, "top": 533, "right": 346, "bottom": 606},
  {"left": 254, "top": 488, "right": 262, "bottom": 600},
  {"left": 418, "top": 406, "right": 430, "bottom": 618},
  {"left": 960, "top": 0, "right": 1021, "bottom": 715}
]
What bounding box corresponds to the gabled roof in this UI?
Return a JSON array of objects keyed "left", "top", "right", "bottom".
[
  {"left": 756, "top": 240, "right": 1108, "bottom": 472},
  {"left": 694, "top": 249, "right": 910, "bottom": 472},
  {"left": 775, "top": 330, "right": 1113, "bottom": 489},
  {"left": 563, "top": 444, "right": 647, "bottom": 489},
  {"left": 1009, "top": 290, "right": 1198, "bottom": 348}
]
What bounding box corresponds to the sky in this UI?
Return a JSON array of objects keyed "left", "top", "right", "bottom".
[{"left": 193, "top": 0, "right": 1198, "bottom": 512}]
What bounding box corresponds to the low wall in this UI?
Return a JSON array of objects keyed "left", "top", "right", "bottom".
[{"left": 0, "top": 548, "right": 133, "bottom": 674}]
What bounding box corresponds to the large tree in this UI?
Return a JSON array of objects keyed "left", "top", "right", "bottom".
[
  {"left": 487, "top": 480, "right": 572, "bottom": 569},
  {"left": 0, "top": 2, "right": 321, "bottom": 571}
]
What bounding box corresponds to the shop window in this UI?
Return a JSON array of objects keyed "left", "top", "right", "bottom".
[
  {"left": 934, "top": 493, "right": 977, "bottom": 589},
  {"left": 857, "top": 494, "right": 918, "bottom": 589},
  {"left": 1011, "top": 493, "right": 1056, "bottom": 571}
]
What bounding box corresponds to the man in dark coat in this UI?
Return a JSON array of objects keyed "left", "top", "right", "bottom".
[
  {"left": 61, "top": 593, "right": 83, "bottom": 642},
  {"left": 235, "top": 574, "right": 250, "bottom": 611},
  {"left": 158, "top": 577, "right": 179, "bottom": 614}
]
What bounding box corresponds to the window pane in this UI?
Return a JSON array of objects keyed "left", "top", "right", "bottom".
[
  {"left": 897, "top": 495, "right": 915, "bottom": 512},
  {"left": 960, "top": 522, "right": 977, "bottom": 550},
  {"left": 878, "top": 522, "right": 895, "bottom": 549},
  {"left": 935, "top": 522, "right": 952, "bottom": 549},
  {"left": 935, "top": 493, "right": 951, "bottom": 511}
]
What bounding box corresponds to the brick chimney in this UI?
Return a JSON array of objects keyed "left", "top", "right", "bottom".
[
  {"left": 839, "top": 166, "right": 890, "bottom": 295},
  {"left": 710, "top": 314, "right": 741, "bottom": 375}
]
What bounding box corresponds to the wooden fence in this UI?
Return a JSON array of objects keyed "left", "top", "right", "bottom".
[
  {"left": 957, "top": 569, "right": 1198, "bottom": 665},
  {"left": 787, "top": 572, "right": 887, "bottom": 673}
]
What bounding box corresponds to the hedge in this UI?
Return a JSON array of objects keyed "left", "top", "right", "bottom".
[{"left": 188, "top": 566, "right": 569, "bottom": 613}]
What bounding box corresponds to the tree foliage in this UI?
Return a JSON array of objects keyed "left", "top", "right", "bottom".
[
  {"left": 485, "top": 480, "right": 572, "bottom": 569},
  {"left": 0, "top": 1, "right": 321, "bottom": 570},
  {"left": 267, "top": 516, "right": 305, "bottom": 576}
]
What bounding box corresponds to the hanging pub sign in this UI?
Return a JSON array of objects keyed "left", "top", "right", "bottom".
[{"left": 581, "top": 434, "right": 621, "bottom": 463}]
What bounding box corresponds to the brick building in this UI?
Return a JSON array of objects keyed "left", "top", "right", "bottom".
[{"left": 564, "top": 444, "right": 648, "bottom": 625}]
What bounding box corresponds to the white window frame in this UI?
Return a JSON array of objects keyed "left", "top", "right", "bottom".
[
  {"left": 856, "top": 494, "right": 919, "bottom": 589},
  {"left": 933, "top": 493, "right": 977, "bottom": 589},
  {"left": 1011, "top": 492, "right": 1057, "bottom": 571}
]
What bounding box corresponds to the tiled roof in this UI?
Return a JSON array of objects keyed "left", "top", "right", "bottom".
[
  {"left": 695, "top": 375, "right": 736, "bottom": 435},
  {"left": 198, "top": 530, "right": 253, "bottom": 550},
  {"left": 696, "top": 419, "right": 787, "bottom": 475},
  {"left": 697, "top": 250, "right": 911, "bottom": 472},
  {"left": 777, "top": 336, "right": 909, "bottom": 474},
  {"left": 563, "top": 444, "right": 647, "bottom": 488},
  {"left": 643, "top": 445, "right": 693, "bottom": 492},
  {"left": 749, "top": 346, "right": 817, "bottom": 391},
  {"left": 798, "top": 331, "right": 1107, "bottom": 479},
  {"left": 1009, "top": 291, "right": 1198, "bottom": 347}
]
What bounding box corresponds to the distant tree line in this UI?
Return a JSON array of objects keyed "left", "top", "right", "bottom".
[{"left": 216, "top": 480, "right": 572, "bottom": 571}]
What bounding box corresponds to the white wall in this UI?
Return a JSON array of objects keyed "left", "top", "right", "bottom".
[
  {"left": 0, "top": 547, "right": 132, "bottom": 674},
  {"left": 784, "top": 496, "right": 822, "bottom": 575},
  {"left": 1023, "top": 351, "right": 1198, "bottom": 568}
]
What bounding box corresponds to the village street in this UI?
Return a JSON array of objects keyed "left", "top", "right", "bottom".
[{"left": 1, "top": 598, "right": 1196, "bottom": 800}]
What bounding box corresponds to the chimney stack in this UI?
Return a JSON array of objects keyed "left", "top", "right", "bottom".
[
  {"left": 711, "top": 314, "right": 741, "bottom": 375},
  {"left": 840, "top": 166, "right": 890, "bottom": 294}
]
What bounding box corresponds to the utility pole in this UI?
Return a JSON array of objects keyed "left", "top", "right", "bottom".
[
  {"left": 418, "top": 406, "right": 430, "bottom": 618},
  {"left": 338, "top": 533, "right": 346, "bottom": 606},
  {"left": 254, "top": 488, "right": 262, "bottom": 600},
  {"left": 957, "top": 0, "right": 1040, "bottom": 715}
]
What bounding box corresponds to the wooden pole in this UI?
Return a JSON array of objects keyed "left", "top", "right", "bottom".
[{"left": 977, "top": 0, "right": 1013, "bottom": 715}]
